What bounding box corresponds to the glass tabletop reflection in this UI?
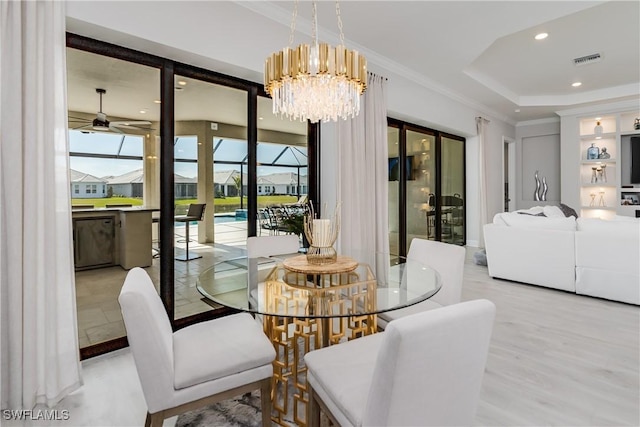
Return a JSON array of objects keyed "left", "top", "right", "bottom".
[{"left": 196, "top": 252, "right": 441, "bottom": 319}]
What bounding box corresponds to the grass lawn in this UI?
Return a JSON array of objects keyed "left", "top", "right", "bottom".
[
  {"left": 73, "top": 195, "right": 298, "bottom": 212},
  {"left": 72, "top": 197, "right": 143, "bottom": 208}
]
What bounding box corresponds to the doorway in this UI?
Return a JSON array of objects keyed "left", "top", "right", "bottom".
[{"left": 503, "top": 137, "right": 516, "bottom": 212}]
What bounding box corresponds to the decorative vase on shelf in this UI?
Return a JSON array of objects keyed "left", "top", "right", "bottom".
[
  {"left": 540, "top": 177, "right": 548, "bottom": 201},
  {"left": 598, "top": 147, "right": 610, "bottom": 159},
  {"left": 534, "top": 171, "right": 541, "bottom": 201},
  {"left": 591, "top": 167, "right": 597, "bottom": 183},
  {"left": 594, "top": 121, "right": 604, "bottom": 137},
  {"left": 587, "top": 143, "right": 600, "bottom": 160}
]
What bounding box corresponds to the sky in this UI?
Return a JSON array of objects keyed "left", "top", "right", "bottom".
[{"left": 70, "top": 131, "right": 307, "bottom": 179}]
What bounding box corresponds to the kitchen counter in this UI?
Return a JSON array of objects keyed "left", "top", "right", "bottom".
[{"left": 72, "top": 207, "right": 158, "bottom": 270}]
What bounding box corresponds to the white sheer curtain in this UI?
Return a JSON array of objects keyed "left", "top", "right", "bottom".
[
  {"left": 336, "top": 73, "right": 389, "bottom": 279},
  {"left": 476, "top": 117, "right": 490, "bottom": 248},
  {"left": 0, "top": 0, "right": 82, "bottom": 409}
]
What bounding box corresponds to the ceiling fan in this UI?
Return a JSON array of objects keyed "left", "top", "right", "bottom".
[{"left": 68, "top": 88, "right": 153, "bottom": 134}]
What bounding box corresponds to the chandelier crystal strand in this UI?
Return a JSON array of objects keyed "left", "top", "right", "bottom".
[{"left": 264, "top": 0, "right": 367, "bottom": 123}]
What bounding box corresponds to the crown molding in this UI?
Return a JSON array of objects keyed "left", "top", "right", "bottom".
[
  {"left": 515, "top": 117, "right": 561, "bottom": 127},
  {"left": 555, "top": 98, "right": 640, "bottom": 117}
]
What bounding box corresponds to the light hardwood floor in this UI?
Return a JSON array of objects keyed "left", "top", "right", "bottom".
[{"left": 6, "top": 247, "right": 639, "bottom": 426}]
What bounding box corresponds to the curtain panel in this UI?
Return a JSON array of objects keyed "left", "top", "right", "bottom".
[
  {"left": 0, "top": 0, "right": 82, "bottom": 409},
  {"left": 336, "top": 73, "right": 389, "bottom": 279},
  {"left": 476, "top": 117, "right": 490, "bottom": 248}
]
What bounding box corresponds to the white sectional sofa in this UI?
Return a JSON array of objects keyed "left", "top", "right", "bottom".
[{"left": 484, "top": 206, "right": 639, "bottom": 305}]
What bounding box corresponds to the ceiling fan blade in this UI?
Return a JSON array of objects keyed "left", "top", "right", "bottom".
[
  {"left": 108, "top": 125, "right": 125, "bottom": 134},
  {"left": 72, "top": 124, "right": 92, "bottom": 130},
  {"left": 110, "top": 120, "right": 152, "bottom": 127}
]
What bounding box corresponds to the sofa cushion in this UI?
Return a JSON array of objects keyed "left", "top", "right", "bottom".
[
  {"left": 543, "top": 205, "right": 565, "bottom": 218},
  {"left": 577, "top": 217, "right": 640, "bottom": 234},
  {"left": 614, "top": 215, "right": 640, "bottom": 223},
  {"left": 494, "top": 212, "right": 576, "bottom": 231},
  {"left": 516, "top": 206, "right": 545, "bottom": 215}
]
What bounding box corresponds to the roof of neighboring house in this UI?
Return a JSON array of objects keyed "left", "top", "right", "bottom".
[
  {"left": 174, "top": 173, "right": 197, "bottom": 184},
  {"left": 214, "top": 170, "right": 247, "bottom": 185},
  {"left": 215, "top": 170, "right": 308, "bottom": 186},
  {"left": 70, "top": 169, "right": 108, "bottom": 184},
  {"left": 105, "top": 169, "right": 196, "bottom": 184},
  {"left": 259, "top": 172, "right": 308, "bottom": 185},
  {"left": 105, "top": 169, "right": 144, "bottom": 184}
]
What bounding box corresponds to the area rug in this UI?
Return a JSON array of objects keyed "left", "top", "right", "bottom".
[{"left": 175, "top": 391, "right": 263, "bottom": 427}]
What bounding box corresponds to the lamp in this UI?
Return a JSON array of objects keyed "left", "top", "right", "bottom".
[{"left": 264, "top": 0, "right": 367, "bottom": 123}]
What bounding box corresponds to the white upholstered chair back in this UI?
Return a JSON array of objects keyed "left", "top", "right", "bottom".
[
  {"left": 246, "top": 234, "right": 300, "bottom": 258},
  {"left": 363, "top": 299, "right": 496, "bottom": 426},
  {"left": 407, "top": 238, "right": 466, "bottom": 307},
  {"left": 118, "top": 267, "right": 175, "bottom": 412}
]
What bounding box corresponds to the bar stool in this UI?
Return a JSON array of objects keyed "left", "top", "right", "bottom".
[{"left": 174, "top": 203, "right": 206, "bottom": 261}]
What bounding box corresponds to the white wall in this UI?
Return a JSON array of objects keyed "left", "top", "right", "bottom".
[
  {"left": 66, "top": 1, "right": 516, "bottom": 246},
  {"left": 515, "top": 119, "right": 561, "bottom": 209}
]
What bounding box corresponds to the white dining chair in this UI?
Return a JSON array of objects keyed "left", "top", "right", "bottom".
[
  {"left": 246, "top": 234, "right": 300, "bottom": 259},
  {"left": 118, "top": 267, "right": 276, "bottom": 427},
  {"left": 246, "top": 234, "right": 301, "bottom": 316},
  {"left": 378, "top": 238, "right": 466, "bottom": 329},
  {"left": 305, "top": 299, "right": 496, "bottom": 427}
]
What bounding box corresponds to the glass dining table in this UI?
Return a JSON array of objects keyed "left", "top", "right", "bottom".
[{"left": 197, "top": 252, "right": 441, "bottom": 426}]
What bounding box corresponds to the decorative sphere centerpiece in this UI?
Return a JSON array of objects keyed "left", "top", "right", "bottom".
[{"left": 304, "top": 202, "right": 340, "bottom": 265}]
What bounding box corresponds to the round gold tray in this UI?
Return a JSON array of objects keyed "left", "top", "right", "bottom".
[{"left": 282, "top": 254, "right": 358, "bottom": 275}]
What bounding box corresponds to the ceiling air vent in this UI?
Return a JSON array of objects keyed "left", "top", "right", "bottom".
[{"left": 574, "top": 53, "right": 601, "bottom": 66}]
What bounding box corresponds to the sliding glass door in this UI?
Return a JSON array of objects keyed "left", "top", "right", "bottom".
[
  {"left": 67, "top": 33, "right": 318, "bottom": 358},
  {"left": 406, "top": 129, "right": 437, "bottom": 249},
  {"left": 388, "top": 119, "right": 465, "bottom": 256},
  {"left": 440, "top": 135, "right": 465, "bottom": 245}
]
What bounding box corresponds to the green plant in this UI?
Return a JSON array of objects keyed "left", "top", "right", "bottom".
[{"left": 281, "top": 213, "right": 305, "bottom": 236}]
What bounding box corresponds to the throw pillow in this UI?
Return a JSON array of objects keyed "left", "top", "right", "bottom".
[
  {"left": 517, "top": 212, "right": 546, "bottom": 216},
  {"left": 558, "top": 203, "right": 578, "bottom": 218},
  {"left": 543, "top": 205, "right": 565, "bottom": 218}
]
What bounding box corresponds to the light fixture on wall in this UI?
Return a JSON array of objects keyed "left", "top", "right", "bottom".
[{"left": 264, "top": 0, "right": 367, "bottom": 123}]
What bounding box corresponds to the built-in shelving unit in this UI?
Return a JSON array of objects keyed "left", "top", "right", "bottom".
[
  {"left": 574, "top": 109, "right": 640, "bottom": 219},
  {"left": 578, "top": 116, "right": 617, "bottom": 217}
]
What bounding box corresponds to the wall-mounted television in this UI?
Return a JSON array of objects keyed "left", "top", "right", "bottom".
[
  {"left": 631, "top": 136, "right": 640, "bottom": 183},
  {"left": 388, "top": 156, "right": 415, "bottom": 181}
]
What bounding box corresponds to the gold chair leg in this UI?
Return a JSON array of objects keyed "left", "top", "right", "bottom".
[
  {"left": 148, "top": 412, "right": 164, "bottom": 427},
  {"left": 308, "top": 388, "right": 321, "bottom": 427},
  {"left": 260, "top": 378, "right": 273, "bottom": 427}
]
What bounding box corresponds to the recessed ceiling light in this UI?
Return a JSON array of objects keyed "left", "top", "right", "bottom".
[
  {"left": 595, "top": 117, "right": 602, "bottom": 120},
  {"left": 178, "top": 80, "right": 187, "bottom": 86},
  {"left": 258, "top": 117, "right": 264, "bottom": 120},
  {"left": 535, "top": 33, "right": 548, "bottom": 40},
  {"left": 572, "top": 82, "right": 582, "bottom": 87},
  {"left": 153, "top": 99, "right": 161, "bottom": 104},
  {"left": 515, "top": 109, "right": 520, "bottom": 113},
  {"left": 139, "top": 110, "right": 147, "bottom": 114}
]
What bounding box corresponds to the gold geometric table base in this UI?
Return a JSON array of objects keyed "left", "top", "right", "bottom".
[
  {"left": 264, "top": 313, "right": 377, "bottom": 426},
  {"left": 263, "top": 263, "right": 378, "bottom": 426}
]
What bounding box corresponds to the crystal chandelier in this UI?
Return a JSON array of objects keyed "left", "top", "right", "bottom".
[{"left": 264, "top": 0, "right": 367, "bottom": 123}]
